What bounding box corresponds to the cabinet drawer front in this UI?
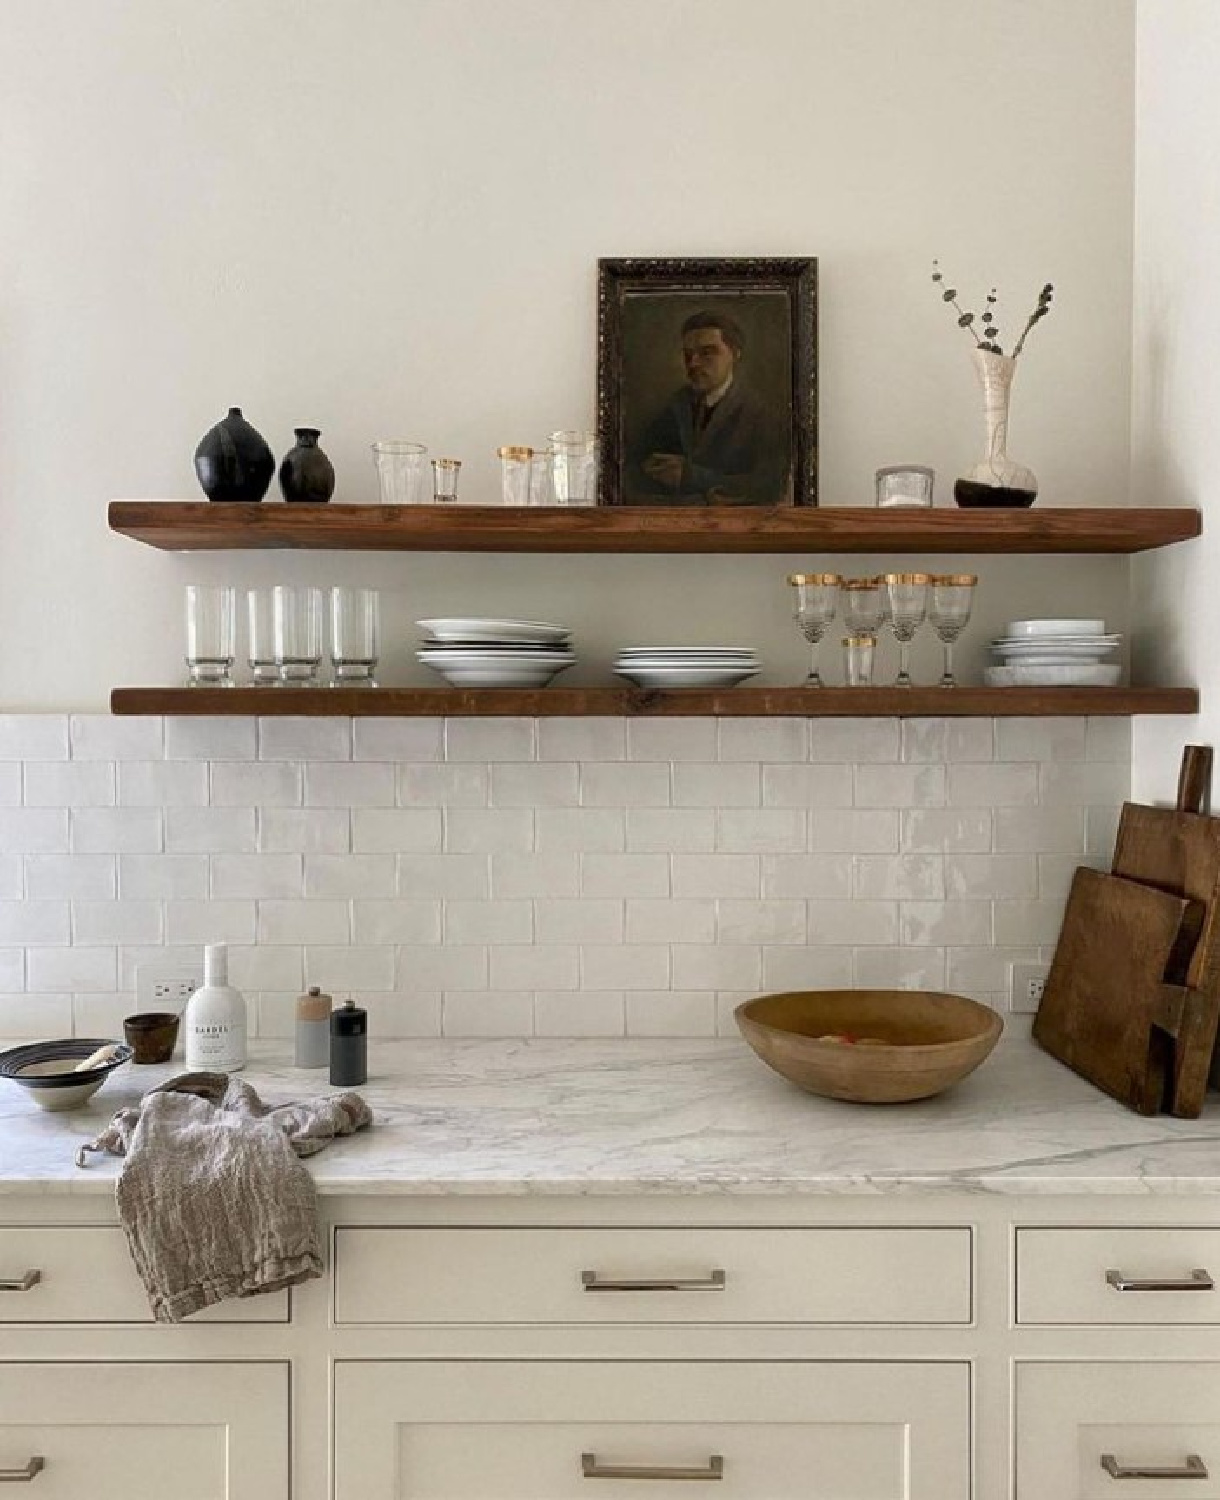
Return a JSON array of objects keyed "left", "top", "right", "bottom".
[
  {"left": 335, "top": 1360, "right": 969, "bottom": 1499},
  {"left": 1017, "top": 1361, "right": 1220, "bottom": 1498},
  {"left": 0, "top": 1227, "right": 288, "bottom": 1322},
  {"left": 333, "top": 1226, "right": 971, "bottom": 1325},
  {"left": 1018, "top": 1228, "right": 1220, "bottom": 1324},
  {"left": 0, "top": 1361, "right": 288, "bottom": 1499}
]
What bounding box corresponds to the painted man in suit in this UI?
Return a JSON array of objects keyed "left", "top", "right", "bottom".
[{"left": 627, "top": 310, "right": 788, "bottom": 506}]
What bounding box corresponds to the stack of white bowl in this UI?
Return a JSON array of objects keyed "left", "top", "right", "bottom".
[
  {"left": 984, "top": 618, "right": 1122, "bottom": 687},
  {"left": 613, "top": 646, "right": 760, "bottom": 689},
  {"left": 416, "top": 618, "right": 575, "bottom": 688}
]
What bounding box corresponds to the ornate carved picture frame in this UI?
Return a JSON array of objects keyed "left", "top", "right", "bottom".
[{"left": 597, "top": 257, "right": 817, "bottom": 507}]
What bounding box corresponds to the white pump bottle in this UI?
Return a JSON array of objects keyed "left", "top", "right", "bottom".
[{"left": 183, "top": 943, "right": 248, "bottom": 1072}]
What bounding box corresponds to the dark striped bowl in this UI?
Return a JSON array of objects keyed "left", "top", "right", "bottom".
[{"left": 0, "top": 1038, "right": 133, "bottom": 1111}]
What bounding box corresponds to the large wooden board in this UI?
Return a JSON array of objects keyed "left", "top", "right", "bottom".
[{"left": 1033, "top": 867, "right": 1201, "bottom": 1115}]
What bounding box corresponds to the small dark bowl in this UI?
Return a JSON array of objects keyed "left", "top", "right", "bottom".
[{"left": 123, "top": 1011, "right": 180, "bottom": 1065}]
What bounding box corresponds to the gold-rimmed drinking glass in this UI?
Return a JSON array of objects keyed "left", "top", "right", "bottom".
[
  {"left": 788, "top": 572, "right": 841, "bottom": 686},
  {"left": 882, "top": 572, "right": 930, "bottom": 687},
  {"left": 842, "top": 577, "right": 887, "bottom": 641},
  {"left": 928, "top": 573, "right": 977, "bottom": 687}
]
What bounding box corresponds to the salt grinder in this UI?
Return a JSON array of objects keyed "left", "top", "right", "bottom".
[
  {"left": 294, "top": 986, "right": 331, "bottom": 1069},
  {"left": 330, "top": 998, "right": 367, "bottom": 1087}
]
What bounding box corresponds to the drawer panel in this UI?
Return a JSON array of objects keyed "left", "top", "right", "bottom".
[
  {"left": 0, "top": 1227, "right": 289, "bottom": 1323},
  {"left": 1017, "top": 1361, "right": 1220, "bottom": 1499},
  {"left": 336, "top": 1359, "right": 970, "bottom": 1499},
  {"left": 0, "top": 1361, "right": 288, "bottom": 1499},
  {"left": 1017, "top": 1228, "right": 1220, "bottom": 1324},
  {"left": 333, "top": 1226, "right": 971, "bottom": 1325}
]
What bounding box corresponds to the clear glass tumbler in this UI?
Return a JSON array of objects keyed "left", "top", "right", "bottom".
[
  {"left": 550, "top": 430, "right": 598, "bottom": 505},
  {"left": 882, "top": 572, "right": 930, "bottom": 687},
  {"left": 842, "top": 577, "right": 886, "bottom": 641},
  {"left": 184, "top": 585, "right": 236, "bottom": 687},
  {"left": 431, "top": 457, "right": 461, "bottom": 504},
  {"left": 246, "top": 588, "right": 278, "bottom": 685},
  {"left": 529, "top": 446, "right": 555, "bottom": 505},
  {"left": 928, "top": 573, "right": 977, "bottom": 686},
  {"left": 876, "top": 465, "right": 935, "bottom": 508},
  {"left": 497, "top": 446, "right": 533, "bottom": 507},
  {"left": 372, "top": 441, "right": 428, "bottom": 505},
  {"left": 273, "top": 585, "right": 324, "bottom": 686},
  {"left": 788, "top": 572, "right": 841, "bottom": 686},
  {"left": 330, "top": 587, "right": 380, "bottom": 686},
  {"left": 843, "top": 635, "right": 876, "bottom": 686}
]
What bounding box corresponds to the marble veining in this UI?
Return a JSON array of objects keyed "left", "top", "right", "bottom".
[{"left": 3, "top": 1037, "right": 1220, "bottom": 1197}]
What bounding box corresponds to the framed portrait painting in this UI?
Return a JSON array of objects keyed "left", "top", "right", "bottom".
[{"left": 597, "top": 257, "right": 817, "bottom": 508}]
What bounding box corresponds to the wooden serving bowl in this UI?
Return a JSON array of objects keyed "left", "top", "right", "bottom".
[{"left": 735, "top": 990, "right": 1003, "bottom": 1104}]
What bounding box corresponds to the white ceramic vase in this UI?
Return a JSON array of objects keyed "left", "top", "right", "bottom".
[{"left": 955, "top": 349, "right": 1038, "bottom": 507}]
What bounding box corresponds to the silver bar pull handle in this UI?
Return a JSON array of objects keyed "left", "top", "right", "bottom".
[
  {"left": 0, "top": 1458, "right": 45, "bottom": 1483},
  {"left": 583, "top": 1453, "right": 723, "bottom": 1481},
  {"left": 1106, "top": 1268, "right": 1214, "bottom": 1293},
  {"left": 0, "top": 1271, "right": 40, "bottom": 1293},
  {"left": 1101, "top": 1453, "right": 1207, "bottom": 1480},
  {"left": 581, "top": 1270, "right": 726, "bottom": 1293}
]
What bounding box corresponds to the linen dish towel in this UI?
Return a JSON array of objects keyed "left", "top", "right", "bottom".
[{"left": 77, "top": 1071, "right": 372, "bottom": 1323}]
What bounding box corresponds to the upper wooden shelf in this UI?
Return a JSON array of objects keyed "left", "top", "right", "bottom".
[{"left": 108, "top": 502, "right": 1201, "bottom": 555}]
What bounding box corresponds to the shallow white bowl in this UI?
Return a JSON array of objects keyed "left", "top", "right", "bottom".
[
  {"left": 615, "top": 665, "right": 761, "bottom": 689},
  {"left": 420, "top": 659, "right": 573, "bottom": 689},
  {"left": 1005, "top": 618, "right": 1106, "bottom": 639},
  {"left": 985, "top": 663, "right": 1122, "bottom": 687}
]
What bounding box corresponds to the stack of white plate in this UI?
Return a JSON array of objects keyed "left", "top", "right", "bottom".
[
  {"left": 984, "top": 618, "right": 1122, "bottom": 687},
  {"left": 417, "top": 618, "right": 575, "bottom": 688},
  {"left": 613, "top": 646, "right": 760, "bottom": 689}
]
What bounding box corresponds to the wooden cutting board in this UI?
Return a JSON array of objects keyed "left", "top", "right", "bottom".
[
  {"left": 1111, "top": 745, "right": 1220, "bottom": 1116},
  {"left": 1032, "top": 866, "right": 1202, "bottom": 1115}
]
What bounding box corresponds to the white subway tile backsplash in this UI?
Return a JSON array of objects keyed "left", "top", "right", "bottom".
[
  {"left": 26, "top": 855, "right": 115, "bottom": 901},
  {"left": 403, "top": 944, "right": 490, "bottom": 991},
  {"left": 627, "top": 718, "right": 718, "bottom": 762},
  {"left": 119, "top": 761, "right": 209, "bottom": 807},
  {"left": 901, "top": 719, "right": 994, "bottom": 763},
  {"left": 445, "top": 808, "right": 534, "bottom": 854},
  {"left": 809, "top": 808, "right": 900, "bottom": 853},
  {"left": 538, "top": 718, "right": 626, "bottom": 762},
  {"left": 945, "top": 854, "right": 1038, "bottom": 899},
  {"left": 352, "top": 807, "right": 443, "bottom": 853},
  {"left": 25, "top": 762, "right": 115, "bottom": 807},
  {"left": 0, "top": 765, "right": 20, "bottom": 807},
  {"left": 810, "top": 719, "right": 899, "bottom": 763},
  {"left": 0, "top": 715, "right": 68, "bottom": 761},
  {"left": 854, "top": 764, "right": 946, "bottom": 809},
  {"left": 582, "top": 763, "right": 671, "bottom": 807},
  {"left": 305, "top": 945, "right": 395, "bottom": 991},
  {"left": 71, "top": 901, "right": 162, "bottom": 946},
  {"left": 719, "top": 718, "right": 807, "bottom": 763},
  {"left": 307, "top": 762, "right": 395, "bottom": 807},
  {"left": 258, "top": 807, "right": 350, "bottom": 853},
  {"left": 994, "top": 805, "right": 1085, "bottom": 853},
  {"left": 808, "top": 899, "right": 899, "bottom": 946},
  {"left": 0, "top": 948, "right": 22, "bottom": 990},
  {"left": 353, "top": 718, "right": 443, "bottom": 762},
  {"left": 351, "top": 898, "right": 441, "bottom": 946},
  {"left": 165, "top": 899, "right": 256, "bottom": 945},
  {"left": 537, "top": 899, "right": 624, "bottom": 945},
  {"left": 581, "top": 853, "right": 670, "bottom": 897},
  {"left": 993, "top": 899, "right": 1070, "bottom": 946},
  {"left": 854, "top": 854, "right": 944, "bottom": 901},
  {"left": 582, "top": 944, "right": 671, "bottom": 991},
  {"left": 305, "top": 853, "right": 396, "bottom": 898},
  {"left": 211, "top": 762, "right": 302, "bottom": 807},
  {"left": 995, "top": 717, "right": 1087, "bottom": 762},
  {"left": 446, "top": 718, "right": 535, "bottom": 762},
  {"left": 211, "top": 853, "right": 302, "bottom": 899},
  {"left": 0, "top": 902, "right": 68, "bottom": 945},
  {"left": 399, "top": 764, "right": 489, "bottom": 808},
  {"left": 761, "top": 945, "right": 854, "bottom": 991},
  {"left": 491, "top": 763, "right": 580, "bottom": 807},
  {"left": 626, "top": 899, "right": 714, "bottom": 945},
  {"left": 71, "top": 715, "right": 162, "bottom": 761},
  {"left": 489, "top": 852, "right": 577, "bottom": 898},
  {"left": 761, "top": 764, "right": 853, "bottom": 808},
  {"left": 27, "top": 946, "right": 116, "bottom": 993},
  {"left": 760, "top": 854, "right": 852, "bottom": 899},
  {"left": 716, "top": 898, "right": 805, "bottom": 945},
  {"left": 717, "top": 808, "right": 807, "bottom": 853},
  {"left": 901, "top": 808, "right": 993, "bottom": 853},
  {"left": 854, "top": 947, "right": 946, "bottom": 990},
  {"left": 443, "top": 991, "right": 535, "bottom": 1037},
  {"left": 445, "top": 899, "right": 533, "bottom": 945},
  {"left": 165, "top": 717, "right": 256, "bottom": 761},
  {"left": 671, "top": 853, "right": 759, "bottom": 898},
  {"left": 1038, "top": 853, "right": 1106, "bottom": 902},
  {"left": 489, "top": 944, "right": 577, "bottom": 991},
  {"left": 1086, "top": 804, "right": 1122, "bottom": 858},
  {"left": 900, "top": 900, "right": 991, "bottom": 947},
  {"left": 672, "top": 762, "right": 759, "bottom": 808},
  {"left": 166, "top": 806, "right": 256, "bottom": 853},
  {"left": 71, "top": 808, "right": 162, "bottom": 854},
  {"left": 227, "top": 946, "right": 303, "bottom": 993},
  {"left": 260, "top": 718, "right": 351, "bottom": 761},
  {"left": 1086, "top": 717, "right": 1132, "bottom": 762},
  {"left": 947, "top": 945, "right": 1042, "bottom": 1000},
  {"left": 0, "top": 809, "right": 69, "bottom": 853},
  {"left": 947, "top": 763, "right": 1038, "bottom": 807},
  {"left": 626, "top": 991, "right": 715, "bottom": 1036},
  {"left": 259, "top": 899, "right": 351, "bottom": 945},
  {"left": 0, "top": 856, "right": 21, "bottom": 900},
  {"left": 71, "top": 994, "right": 131, "bottom": 1037},
  {"left": 536, "top": 990, "right": 626, "bottom": 1037},
  {"left": 0, "top": 993, "right": 72, "bottom": 1038},
  {"left": 538, "top": 808, "right": 626, "bottom": 852},
  {"left": 671, "top": 943, "right": 760, "bottom": 991},
  {"left": 399, "top": 853, "right": 490, "bottom": 900},
  {"left": 624, "top": 808, "right": 714, "bottom": 853},
  {"left": 1039, "top": 762, "right": 1130, "bottom": 806},
  {"left": 118, "top": 853, "right": 209, "bottom": 899}
]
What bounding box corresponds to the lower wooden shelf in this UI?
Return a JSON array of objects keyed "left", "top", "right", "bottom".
[{"left": 109, "top": 686, "right": 1198, "bottom": 717}]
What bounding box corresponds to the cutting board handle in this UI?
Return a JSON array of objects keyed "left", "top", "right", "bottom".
[{"left": 1177, "top": 745, "right": 1213, "bottom": 816}]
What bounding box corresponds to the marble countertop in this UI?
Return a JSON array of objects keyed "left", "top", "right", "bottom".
[{"left": 4, "top": 1036, "right": 1220, "bottom": 1197}]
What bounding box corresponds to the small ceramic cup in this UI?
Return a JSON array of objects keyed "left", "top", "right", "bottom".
[{"left": 123, "top": 1011, "right": 180, "bottom": 1065}]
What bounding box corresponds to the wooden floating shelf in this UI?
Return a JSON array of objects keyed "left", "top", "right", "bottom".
[
  {"left": 110, "top": 686, "right": 1199, "bottom": 718},
  {"left": 108, "top": 502, "right": 1201, "bottom": 555}
]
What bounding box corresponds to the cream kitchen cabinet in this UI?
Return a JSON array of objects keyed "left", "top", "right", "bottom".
[
  {"left": 0, "top": 1360, "right": 289, "bottom": 1499},
  {"left": 334, "top": 1359, "right": 970, "bottom": 1499}
]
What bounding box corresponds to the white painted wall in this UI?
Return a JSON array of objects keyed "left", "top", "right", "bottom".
[
  {"left": 1130, "top": 0, "right": 1220, "bottom": 803},
  {"left": 0, "top": 0, "right": 1136, "bottom": 708}
]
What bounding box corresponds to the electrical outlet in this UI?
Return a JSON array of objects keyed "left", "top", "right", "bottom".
[
  {"left": 136, "top": 962, "right": 202, "bottom": 1017},
  {"left": 1010, "top": 962, "right": 1050, "bottom": 1014}
]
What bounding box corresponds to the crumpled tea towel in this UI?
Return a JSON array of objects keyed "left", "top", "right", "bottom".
[{"left": 77, "top": 1071, "right": 372, "bottom": 1323}]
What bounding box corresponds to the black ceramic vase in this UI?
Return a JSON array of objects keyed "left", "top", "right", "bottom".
[
  {"left": 194, "top": 407, "right": 276, "bottom": 503},
  {"left": 279, "top": 428, "right": 336, "bottom": 504}
]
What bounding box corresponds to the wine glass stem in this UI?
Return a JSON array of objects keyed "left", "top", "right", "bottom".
[
  {"left": 897, "top": 637, "right": 912, "bottom": 687},
  {"left": 807, "top": 639, "right": 823, "bottom": 686},
  {"left": 941, "top": 639, "right": 956, "bottom": 687}
]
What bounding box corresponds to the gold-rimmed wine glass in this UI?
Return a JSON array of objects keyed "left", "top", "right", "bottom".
[
  {"left": 928, "top": 574, "right": 977, "bottom": 687},
  {"left": 842, "top": 577, "right": 887, "bottom": 641},
  {"left": 882, "top": 572, "right": 930, "bottom": 687},
  {"left": 788, "top": 572, "right": 841, "bottom": 686}
]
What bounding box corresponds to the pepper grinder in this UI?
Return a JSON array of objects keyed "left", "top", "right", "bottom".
[
  {"left": 330, "top": 998, "right": 367, "bottom": 1086},
  {"left": 295, "top": 986, "right": 331, "bottom": 1069}
]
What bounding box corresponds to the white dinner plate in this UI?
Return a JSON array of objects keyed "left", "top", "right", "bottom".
[
  {"left": 616, "top": 647, "right": 757, "bottom": 658},
  {"left": 417, "top": 618, "right": 571, "bottom": 644},
  {"left": 985, "top": 663, "right": 1122, "bottom": 687},
  {"left": 1005, "top": 618, "right": 1107, "bottom": 639},
  {"left": 419, "top": 659, "right": 574, "bottom": 688}
]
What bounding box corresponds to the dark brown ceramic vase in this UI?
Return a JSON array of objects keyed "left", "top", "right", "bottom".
[{"left": 279, "top": 428, "right": 336, "bottom": 503}]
